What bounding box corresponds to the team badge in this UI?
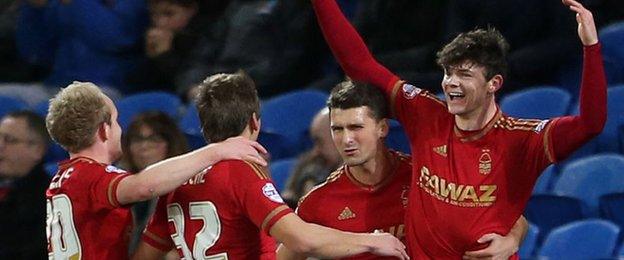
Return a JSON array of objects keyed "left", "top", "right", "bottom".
[
  {"left": 338, "top": 207, "right": 356, "bottom": 220},
  {"left": 105, "top": 165, "right": 126, "bottom": 174},
  {"left": 262, "top": 183, "right": 284, "bottom": 203},
  {"left": 479, "top": 149, "right": 492, "bottom": 175},
  {"left": 402, "top": 84, "right": 421, "bottom": 100},
  {"left": 433, "top": 145, "right": 447, "bottom": 157}
]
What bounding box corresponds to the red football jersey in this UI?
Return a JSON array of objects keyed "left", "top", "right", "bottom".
[
  {"left": 297, "top": 150, "right": 412, "bottom": 260},
  {"left": 46, "top": 157, "right": 133, "bottom": 259},
  {"left": 142, "top": 160, "right": 292, "bottom": 259},
  {"left": 389, "top": 81, "right": 555, "bottom": 258}
]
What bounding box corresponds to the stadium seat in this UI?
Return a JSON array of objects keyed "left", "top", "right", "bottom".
[
  {"left": 518, "top": 223, "right": 539, "bottom": 259},
  {"left": 44, "top": 143, "right": 68, "bottom": 165},
  {"left": 34, "top": 101, "right": 49, "bottom": 118},
  {"left": 117, "top": 91, "right": 182, "bottom": 130},
  {"left": 600, "top": 21, "right": 624, "bottom": 67},
  {"left": 0, "top": 95, "right": 28, "bottom": 119},
  {"left": 500, "top": 86, "right": 571, "bottom": 119},
  {"left": 260, "top": 90, "right": 328, "bottom": 159},
  {"left": 553, "top": 154, "right": 624, "bottom": 216},
  {"left": 269, "top": 158, "right": 298, "bottom": 192},
  {"left": 258, "top": 131, "right": 292, "bottom": 162},
  {"left": 619, "top": 241, "right": 624, "bottom": 257},
  {"left": 386, "top": 120, "right": 410, "bottom": 154},
  {"left": 600, "top": 193, "right": 624, "bottom": 232},
  {"left": 537, "top": 219, "right": 620, "bottom": 259},
  {"left": 179, "top": 105, "right": 206, "bottom": 149},
  {"left": 45, "top": 162, "right": 59, "bottom": 178},
  {"left": 533, "top": 165, "right": 558, "bottom": 194},
  {"left": 525, "top": 194, "right": 584, "bottom": 241},
  {"left": 570, "top": 86, "right": 624, "bottom": 154}
]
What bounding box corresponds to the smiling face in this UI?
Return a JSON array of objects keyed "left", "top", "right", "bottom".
[
  {"left": 330, "top": 106, "right": 387, "bottom": 167},
  {"left": 441, "top": 61, "right": 501, "bottom": 119}
]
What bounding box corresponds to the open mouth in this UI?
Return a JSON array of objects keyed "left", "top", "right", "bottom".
[
  {"left": 344, "top": 148, "right": 358, "bottom": 155},
  {"left": 447, "top": 92, "right": 465, "bottom": 101}
]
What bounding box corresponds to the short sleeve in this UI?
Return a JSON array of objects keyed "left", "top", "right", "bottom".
[
  {"left": 231, "top": 161, "right": 293, "bottom": 235},
  {"left": 389, "top": 81, "right": 450, "bottom": 135},
  {"left": 88, "top": 164, "right": 131, "bottom": 210},
  {"left": 141, "top": 195, "right": 175, "bottom": 252}
]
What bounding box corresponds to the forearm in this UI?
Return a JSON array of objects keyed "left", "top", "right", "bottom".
[
  {"left": 117, "top": 144, "right": 221, "bottom": 204},
  {"left": 509, "top": 216, "right": 529, "bottom": 248},
  {"left": 311, "top": 0, "right": 398, "bottom": 91},
  {"left": 272, "top": 214, "right": 371, "bottom": 259},
  {"left": 131, "top": 242, "right": 167, "bottom": 260},
  {"left": 551, "top": 44, "right": 606, "bottom": 160},
  {"left": 276, "top": 244, "right": 307, "bottom": 260}
]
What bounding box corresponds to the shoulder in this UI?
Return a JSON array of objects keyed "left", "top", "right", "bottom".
[
  {"left": 297, "top": 166, "right": 346, "bottom": 208},
  {"left": 212, "top": 159, "right": 271, "bottom": 181},
  {"left": 493, "top": 115, "right": 552, "bottom": 134}
]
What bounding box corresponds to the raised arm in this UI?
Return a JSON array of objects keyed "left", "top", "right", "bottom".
[
  {"left": 273, "top": 214, "right": 408, "bottom": 259},
  {"left": 311, "top": 0, "right": 399, "bottom": 93},
  {"left": 550, "top": 0, "right": 606, "bottom": 161},
  {"left": 116, "top": 137, "right": 267, "bottom": 205}
]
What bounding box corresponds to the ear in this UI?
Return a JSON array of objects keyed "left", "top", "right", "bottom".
[
  {"left": 250, "top": 112, "right": 260, "bottom": 132},
  {"left": 488, "top": 75, "right": 504, "bottom": 94},
  {"left": 378, "top": 118, "right": 389, "bottom": 139},
  {"left": 97, "top": 122, "right": 109, "bottom": 142}
]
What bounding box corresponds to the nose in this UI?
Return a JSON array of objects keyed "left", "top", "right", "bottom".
[
  {"left": 442, "top": 74, "right": 460, "bottom": 89},
  {"left": 343, "top": 130, "right": 355, "bottom": 146}
]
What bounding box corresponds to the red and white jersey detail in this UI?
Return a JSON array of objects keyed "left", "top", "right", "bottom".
[
  {"left": 46, "top": 157, "right": 132, "bottom": 260},
  {"left": 297, "top": 150, "right": 412, "bottom": 260},
  {"left": 390, "top": 82, "right": 554, "bottom": 259},
  {"left": 143, "top": 160, "right": 292, "bottom": 259}
]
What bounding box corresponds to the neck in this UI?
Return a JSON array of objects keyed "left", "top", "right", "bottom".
[
  {"left": 349, "top": 146, "right": 391, "bottom": 186},
  {"left": 70, "top": 145, "right": 113, "bottom": 165},
  {"left": 455, "top": 98, "right": 498, "bottom": 131}
]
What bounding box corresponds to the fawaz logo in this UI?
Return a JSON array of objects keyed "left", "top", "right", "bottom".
[
  {"left": 479, "top": 149, "right": 492, "bottom": 175},
  {"left": 417, "top": 166, "right": 497, "bottom": 207},
  {"left": 338, "top": 207, "right": 356, "bottom": 220},
  {"left": 433, "top": 145, "right": 447, "bottom": 157}
]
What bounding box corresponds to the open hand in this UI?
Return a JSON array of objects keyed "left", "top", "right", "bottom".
[
  {"left": 368, "top": 232, "right": 410, "bottom": 260},
  {"left": 463, "top": 233, "right": 519, "bottom": 260},
  {"left": 215, "top": 136, "right": 268, "bottom": 166},
  {"left": 562, "top": 0, "right": 598, "bottom": 46}
]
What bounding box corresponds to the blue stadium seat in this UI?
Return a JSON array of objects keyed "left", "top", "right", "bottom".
[
  {"left": 117, "top": 92, "right": 182, "bottom": 130},
  {"left": 260, "top": 90, "right": 328, "bottom": 159},
  {"left": 269, "top": 158, "right": 297, "bottom": 192},
  {"left": 0, "top": 95, "right": 28, "bottom": 119},
  {"left": 525, "top": 194, "right": 584, "bottom": 241},
  {"left": 385, "top": 120, "right": 410, "bottom": 154},
  {"left": 258, "top": 131, "right": 292, "bottom": 161},
  {"left": 533, "top": 165, "right": 558, "bottom": 194},
  {"left": 518, "top": 223, "right": 539, "bottom": 259},
  {"left": 537, "top": 219, "right": 620, "bottom": 259},
  {"left": 553, "top": 154, "right": 624, "bottom": 216},
  {"left": 178, "top": 104, "right": 206, "bottom": 149},
  {"left": 44, "top": 143, "right": 68, "bottom": 165},
  {"left": 570, "top": 86, "right": 624, "bottom": 154},
  {"left": 500, "top": 87, "right": 571, "bottom": 119},
  {"left": 600, "top": 193, "right": 624, "bottom": 233},
  {"left": 34, "top": 101, "right": 49, "bottom": 118},
  {"left": 619, "top": 241, "right": 624, "bottom": 258},
  {"left": 600, "top": 22, "right": 624, "bottom": 67},
  {"left": 45, "top": 162, "right": 59, "bottom": 178}
]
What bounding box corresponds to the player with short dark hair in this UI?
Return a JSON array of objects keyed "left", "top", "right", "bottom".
[
  {"left": 312, "top": 0, "right": 606, "bottom": 258},
  {"left": 278, "top": 81, "right": 529, "bottom": 260},
  {"left": 133, "top": 72, "right": 409, "bottom": 260}
]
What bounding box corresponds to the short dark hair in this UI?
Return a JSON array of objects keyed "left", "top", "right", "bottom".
[
  {"left": 6, "top": 110, "right": 50, "bottom": 145},
  {"left": 195, "top": 71, "right": 260, "bottom": 143},
  {"left": 327, "top": 81, "right": 389, "bottom": 121},
  {"left": 436, "top": 28, "right": 510, "bottom": 80}
]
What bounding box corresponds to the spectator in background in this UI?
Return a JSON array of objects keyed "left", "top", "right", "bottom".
[
  {"left": 177, "top": 0, "right": 328, "bottom": 99},
  {"left": 0, "top": 111, "right": 50, "bottom": 259},
  {"left": 444, "top": 0, "right": 579, "bottom": 94},
  {"left": 17, "top": 0, "right": 148, "bottom": 96},
  {"left": 127, "top": 0, "right": 216, "bottom": 93},
  {"left": 282, "top": 108, "right": 342, "bottom": 208},
  {"left": 117, "top": 111, "right": 189, "bottom": 254}
]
